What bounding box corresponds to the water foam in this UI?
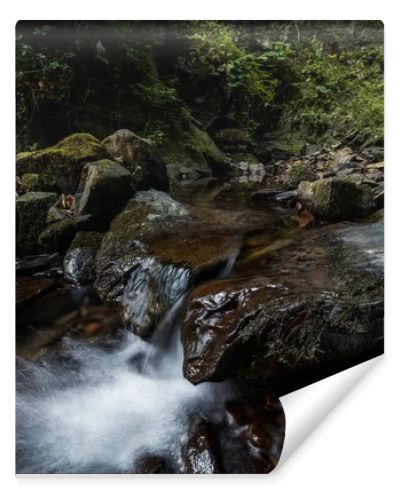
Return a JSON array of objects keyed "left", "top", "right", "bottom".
[{"left": 16, "top": 330, "right": 229, "bottom": 473}]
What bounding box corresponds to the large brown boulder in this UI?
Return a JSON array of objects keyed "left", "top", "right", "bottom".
[
  {"left": 181, "top": 219, "right": 384, "bottom": 390},
  {"left": 102, "top": 129, "right": 169, "bottom": 191}
]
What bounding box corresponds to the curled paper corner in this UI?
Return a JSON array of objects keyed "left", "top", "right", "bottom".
[{"left": 276, "top": 355, "right": 383, "bottom": 470}]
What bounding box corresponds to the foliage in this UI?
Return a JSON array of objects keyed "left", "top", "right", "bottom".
[
  {"left": 15, "top": 21, "right": 384, "bottom": 151},
  {"left": 278, "top": 39, "right": 384, "bottom": 145}
]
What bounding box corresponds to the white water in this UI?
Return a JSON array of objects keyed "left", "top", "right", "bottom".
[
  {"left": 16, "top": 257, "right": 236, "bottom": 474},
  {"left": 16, "top": 328, "right": 231, "bottom": 473}
]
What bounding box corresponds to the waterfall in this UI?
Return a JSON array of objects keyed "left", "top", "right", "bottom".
[{"left": 16, "top": 252, "right": 238, "bottom": 474}]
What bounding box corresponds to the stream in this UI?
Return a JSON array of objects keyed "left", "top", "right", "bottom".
[{"left": 15, "top": 175, "right": 383, "bottom": 474}]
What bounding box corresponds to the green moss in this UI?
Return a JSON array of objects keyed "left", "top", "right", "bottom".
[
  {"left": 21, "top": 172, "right": 58, "bottom": 192},
  {"left": 16, "top": 192, "right": 58, "bottom": 255},
  {"left": 38, "top": 215, "right": 87, "bottom": 253},
  {"left": 68, "top": 231, "right": 104, "bottom": 252},
  {"left": 284, "top": 162, "right": 316, "bottom": 187},
  {"left": 161, "top": 122, "right": 225, "bottom": 168},
  {"left": 16, "top": 133, "right": 107, "bottom": 193}
]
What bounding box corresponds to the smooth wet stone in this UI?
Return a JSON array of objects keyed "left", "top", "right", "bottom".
[
  {"left": 63, "top": 231, "right": 103, "bottom": 286},
  {"left": 298, "top": 175, "right": 375, "bottom": 220},
  {"left": 182, "top": 220, "right": 384, "bottom": 389},
  {"left": 63, "top": 248, "right": 96, "bottom": 286},
  {"left": 16, "top": 133, "right": 107, "bottom": 193},
  {"left": 16, "top": 275, "right": 58, "bottom": 307},
  {"left": 185, "top": 420, "right": 220, "bottom": 474},
  {"left": 219, "top": 390, "right": 285, "bottom": 473},
  {"left": 16, "top": 192, "right": 58, "bottom": 255},
  {"left": 135, "top": 456, "right": 171, "bottom": 474},
  {"left": 16, "top": 253, "right": 62, "bottom": 275},
  {"left": 95, "top": 190, "right": 271, "bottom": 336},
  {"left": 102, "top": 129, "right": 169, "bottom": 191}
]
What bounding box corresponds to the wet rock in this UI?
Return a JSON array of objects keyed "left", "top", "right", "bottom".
[
  {"left": 182, "top": 276, "right": 383, "bottom": 386},
  {"left": 63, "top": 248, "right": 96, "bottom": 286},
  {"left": 298, "top": 175, "right": 374, "bottom": 220},
  {"left": 95, "top": 190, "right": 269, "bottom": 336},
  {"left": 182, "top": 220, "right": 383, "bottom": 389},
  {"left": 16, "top": 275, "right": 58, "bottom": 307},
  {"left": 185, "top": 420, "right": 220, "bottom": 474},
  {"left": 76, "top": 159, "right": 132, "bottom": 223},
  {"left": 63, "top": 231, "right": 103, "bottom": 286},
  {"left": 283, "top": 161, "right": 316, "bottom": 187},
  {"left": 16, "top": 253, "right": 62, "bottom": 276},
  {"left": 220, "top": 390, "right": 285, "bottom": 473},
  {"left": 16, "top": 192, "right": 58, "bottom": 255},
  {"left": 102, "top": 129, "right": 169, "bottom": 191},
  {"left": 252, "top": 188, "right": 297, "bottom": 208},
  {"left": 16, "top": 133, "right": 107, "bottom": 193},
  {"left": 135, "top": 456, "right": 171, "bottom": 474}
]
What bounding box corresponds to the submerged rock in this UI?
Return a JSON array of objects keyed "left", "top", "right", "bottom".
[
  {"left": 184, "top": 420, "right": 220, "bottom": 474},
  {"left": 102, "top": 129, "right": 169, "bottom": 191},
  {"left": 16, "top": 275, "right": 58, "bottom": 307},
  {"left": 219, "top": 390, "right": 285, "bottom": 473},
  {"left": 76, "top": 159, "right": 132, "bottom": 223},
  {"left": 16, "top": 192, "right": 58, "bottom": 255},
  {"left": 16, "top": 133, "right": 107, "bottom": 193},
  {"left": 298, "top": 175, "right": 374, "bottom": 220}
]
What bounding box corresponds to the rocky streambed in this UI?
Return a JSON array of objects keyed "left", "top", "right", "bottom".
[{"left": 15, "top": 130, "right": 384, "bottom": 473}]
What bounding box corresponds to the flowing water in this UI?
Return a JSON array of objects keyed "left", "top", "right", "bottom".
[
  {"left": 16, "top": 254, "right": 236, "bottom": 474},
  {"left": 15, "top": 178, "right": 383, "bottom": 474}
]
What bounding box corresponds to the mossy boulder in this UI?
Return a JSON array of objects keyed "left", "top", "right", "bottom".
[
  {"left": 95, "top": 189, "right": 268, "bottom": 336},
  {"left": 63, "top": 231, "right": 104, "bottom": 286},
  {"left": 21, "top": 173, "right": 56, "bottom": 192},
  {"left": 102, "top": 129, "right": 169, "bottom": 191},
  {"left": 16, "top": 192, "right": 58, "bottom": 256},
  {"left": 76, "top": 159, "right": 133, "bottom": 224},
  {"left": 298, "top": 175, "right": 374, "bottom": 221},
  {"left": 16, "top": 133, "right": 107, "bottom": 193},
  {"left": 68, "top": 231, "right": 104, "bottom": 252},
  {"left": 162, "top": 123, "right": 227, "bottom": 181},
  {"left": 38, "top": 214, "right": 90, "bottom": 253},
  {"left": 283, "top": 161, "right": 316, "bottom": 187}
]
